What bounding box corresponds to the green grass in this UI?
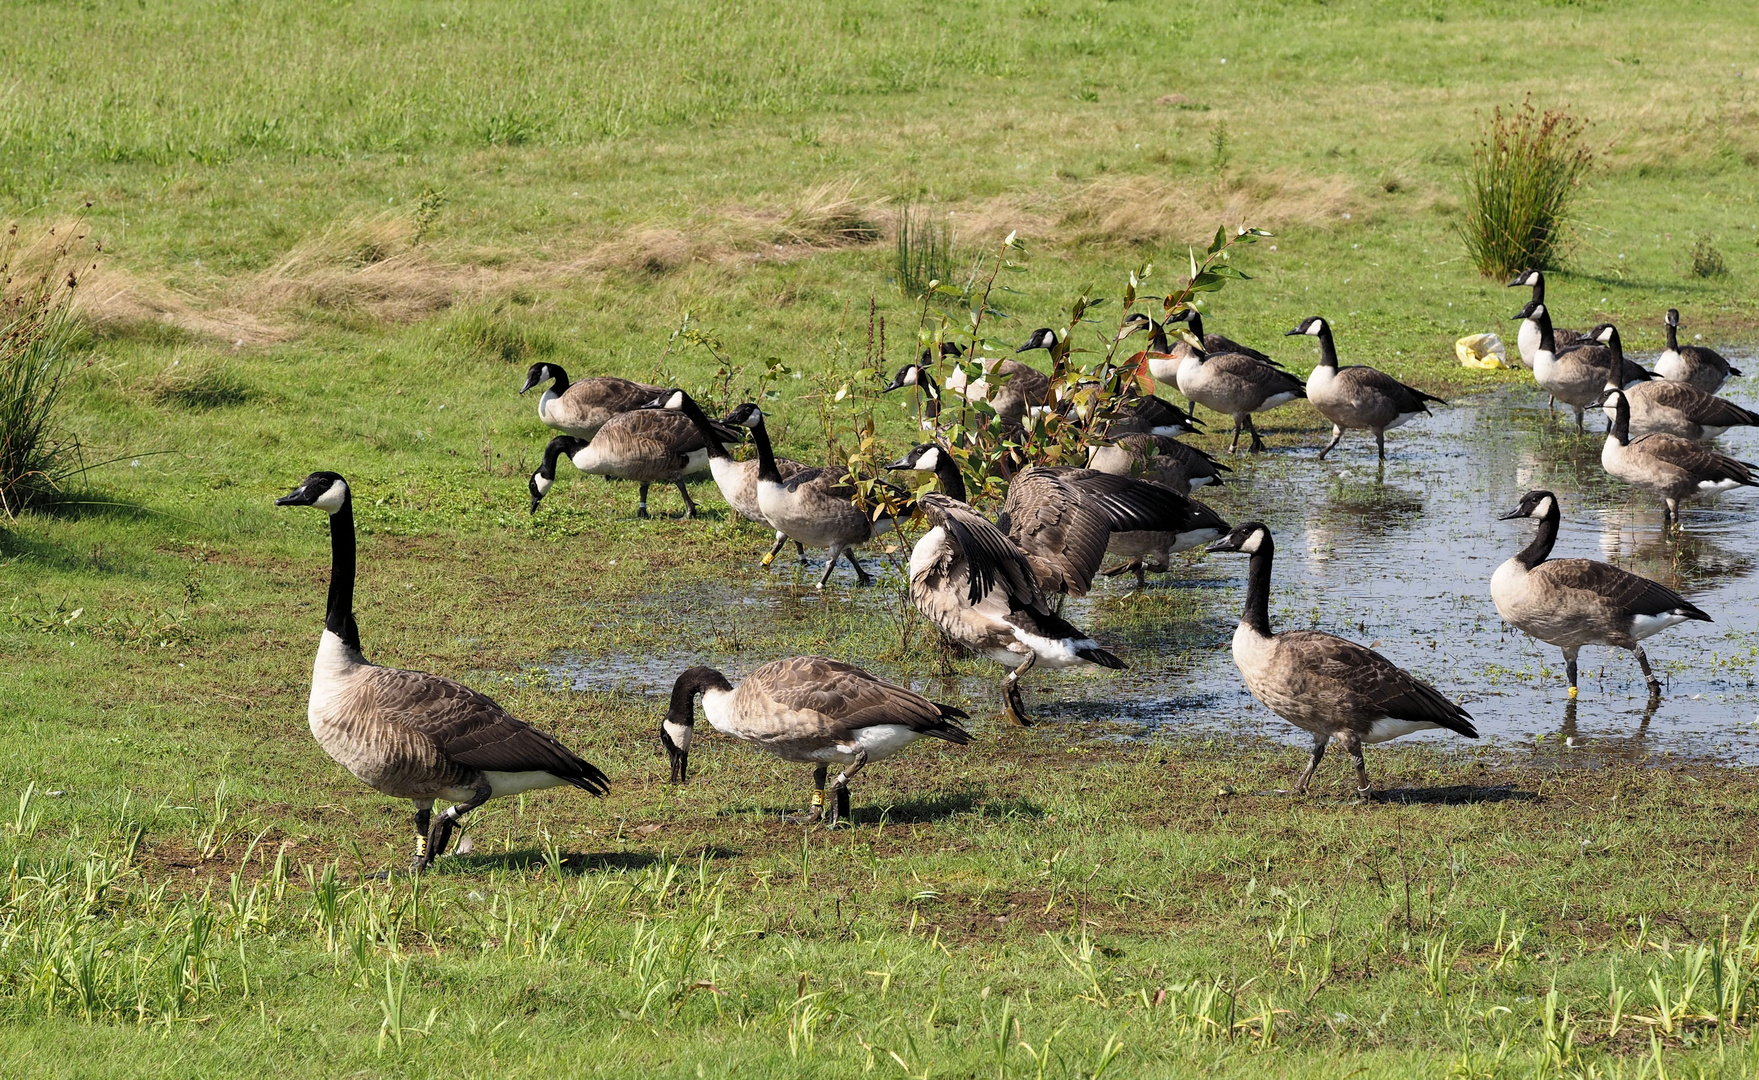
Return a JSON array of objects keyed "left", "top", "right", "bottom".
[{"left": 4, "top": 0, "right": 1759, "bottom": 1075}]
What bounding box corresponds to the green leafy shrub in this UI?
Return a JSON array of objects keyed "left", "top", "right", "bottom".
[{"left": 1460, "top": 99, "right": 1594, "bottom": 278}]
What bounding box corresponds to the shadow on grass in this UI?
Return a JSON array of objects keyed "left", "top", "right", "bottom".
[
  {"left": 1370, "top": 784, "right": 1538, "bottom": 805},
  {"left": 435, "top": 847, "right": 742, "bottom": 876},
  {"left": 725, "top": 788, "right": 1043, "bottom": 826}
]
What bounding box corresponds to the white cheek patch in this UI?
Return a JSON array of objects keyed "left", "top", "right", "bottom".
[
  {"left": 1238, "top": 529, "right": 1265, "bottom": 554},
  {"left": 1533, "top": 496, "right": 1555, "bottom": 519},
  {"left": 533, "top": 473, "right": 552, "bottom": 495},
  {"left": 665, "top": 391, "right": 685, "bottom": 409},
  {"left": 1531, "top": 304, "right": 1546, "bottom": 320},
  {"left": 1306, "top": 321, "right": 1324, "bottom": 336},
  {"left": 312, "top": 481, "right": 349, "bottom": 514},
  {"left": 902, "top": 367, "right": 920, "bottom": 386},
  {"left": 916, "top": 446, "right": 941, "bottom": 472}
]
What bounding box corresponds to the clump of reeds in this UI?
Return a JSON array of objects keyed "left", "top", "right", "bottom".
[
  {"left": 0, "top": 222, "right": 86, "bottom": 518},
  {"left": 1460, "top": 99, "right": 1594, "bottom": 278},
  {"left": 892, "top": 203, "right": 957, "bottom": 298}
]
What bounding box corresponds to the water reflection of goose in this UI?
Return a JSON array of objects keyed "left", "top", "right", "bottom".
[
  {"left": 1556, "top": 692, "right": 1659, "bottom": 764},
  {"left": 1597, "top": 507, "right": 1755, "bottom": 591},
  {"left": 1303, "top": 476, "right": 1424, "bottom": 559}
]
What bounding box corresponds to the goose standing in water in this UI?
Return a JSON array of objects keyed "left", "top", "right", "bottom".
[
  {"left": 1507, "top": 270, "right": 1586, "bottom": 369},
  {"left": 661, "top": 658, "right": 970, "bottom": 825},
  {"left": 886, "top": 445, "right": 1126, "bottom": 725},
  {"left": 1492, "top": 490, "right": 1711, "bottom": 697},
  {"left": 1085, "top": 433, "right": 1229, "bottom": 495},
  {"left": 276, "top": 472, "right": 608, "bottom": 871},
  {"left": 1286, "top": 316, "right": 1444, "bottom": 461},
  {"left": 1590, "top": 324, "right": 1759, "bottom": 441},
  {"left": 1599, "top": 388, "right": 1757, "bottom": 526},
  {"left": 1207, "top": 523, "right": 1477, "bottom": 795},
  {"left": 527, "top": 407, "right": 721, "bottom": 517},
  {"left": 1514, "top": 301, "right": 1636, "bottom": 432},
  {"left": 519, "top": 362, "right": 665, "bottom": 439},
  {"left": 1655, "top": 309, "right": 1740, "bottom": 394},
  {"left": 1128, "top": 311, "right": 1305, "bottom": 453}
]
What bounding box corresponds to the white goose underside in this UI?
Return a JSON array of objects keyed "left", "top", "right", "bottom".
[{"left": 909, "top": 527, "right": 1102, "bottom": 670}]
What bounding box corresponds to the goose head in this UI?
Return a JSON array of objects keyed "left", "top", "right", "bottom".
[
  {"left": 884, "top": 364, "right": 927, "bottom": 392},
  {"left": 1285, "top": 316, "right": 1329, "bottom": 338},
  {"left": 661, "top": 666, "right": 734, "bottom": 784},
  {"left": 1498, "top": 490, "right": 1558, "bottom": 522},
  {"left": 1664, "top": 308, "right": 1681, "bottom": 330},
  {"left": 639, "top": 387, "right": 691, "bottom": 411},
  {"left": 276, "top": 472, "right": 351, "bottom": 515},
  {"left": 721, "top": 403, "right": 765, "bottom": 429},
  {"left": 886, "top": 443, "right": 947, "bottom": 474},
  {"left": 918, "top": 341, "right": 964, "bottom": 363},
  {"left": 529, "top": 436, "right": 589, "bottom": 513},
  {"left": 519, "top": 362, "right": 565, "bottom": 395},
  {"left": 1206, "top": 521, "right": 1272, "bottom": 556},
  {"left": 1016, "top": 328, "right": 1059, "bottom": 354},
  {"left": 1599, "top": 387, "right": 1628, "bottom": 416},
  {"left": 1589, "top": 323, "right": 1620, "bottom": 349},
  {"left": 1511, "top": 299, "right": 1544, "bottom": 322},
  {"left": 1115, "top": 312, "right": 1157, "bottom": 342},
  {"left": 1507, "top": 270, "right": 1542, "bottom": 289}
]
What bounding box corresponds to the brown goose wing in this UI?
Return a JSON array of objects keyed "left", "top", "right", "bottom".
[
  {"left": 1338, "top": 366, "right": 1444, "bottom": 411},
  {"left": 603, "top": 409, "right": 712, "bottom": 463},
  {"left": 1630, "top": 435, "right": 1758, "bottom": 485},
  {"left": 745, "top": 657, "right": 971, "bottom": 742},
  {"left": 999, "top": 469, "right": 1115, "bottom": 597},
  {"left": 359, "top": 668, "right": 609, "bottom": 793},
  {"left": 919, "top": 493, "right": 1044, "bottom": 610},
  {"left": 567, "top": 376, "right": 667, "bottom": 414},
  {"left": 1276, "top": 631, "right": 1477, "bottom": 737},
  {"left": 1536, "top": 559, "right": 1712, "bottom": 621},
  {"left": 1643, "top": 381, "right": 1759, "bottom": 428}
]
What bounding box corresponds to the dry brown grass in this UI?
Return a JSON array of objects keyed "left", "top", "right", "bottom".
[{"left": 1059, "top": 171, "right": 1357, "bottom": 247}]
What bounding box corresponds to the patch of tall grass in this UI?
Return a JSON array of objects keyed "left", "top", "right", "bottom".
[
  {"left": 892, "top": 204, "right": 959, "bottom": 299},
  {"left": 0, "top": 226, "right": 84, "bottom": 518},
  {"left": 1460, "top": 100, "right": 1595, "bottom": 278}
]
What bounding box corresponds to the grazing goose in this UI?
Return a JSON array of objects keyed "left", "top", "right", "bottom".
[
  {"left": 1086, "top": 433, "right": 1230, "bottom": 494},
  {"left": 1591, "top": 325, "right": 1759, "bottom": 441},
  {"left": 1507, "top": 270, "right": 1586, "bottom": 369},
  {"left": 727, "top": 403, "right": 901, "bottom": 588},
  {"left": 1656, "top": 309, "right": 1740, "bottom": 394},
  {"left": 644, "top": 389, "right": 810, "bottom": 563},
  {"left": 519, "top": 362, "right": 665, "bottom": 440},
  {"left": 1600, "top": 388, "right": 1757, "bottom": 525},
  {"left": 1287, "top": 316, "right": 1444, "bottom": 460},
  {"left": 1208, "top": 523, "right": 1477, "bottom": 795},
  {"left": 1099, "top": 490, "right": 1231, "bottom": 588},
  {"left": 528, "top": 407, "right": 720, "bottom": 517},
  {"left": 661, "top": 657, "right": 971, "bottom": 826},
  {"left": 886, "top": 445, "right": 1125, "bottom": 725},
  {"left": 1492, "top": 490, "right": 1711, "bottom": 696},
  {"left": 276, "top": 472, "right": 608, "bottom": 872},
  {"left": 1514, "top": 301, "right": 1632, "bottom": 432},
  {"left": 1157, "top": 311, "right": 1306, "bottom": 453}
]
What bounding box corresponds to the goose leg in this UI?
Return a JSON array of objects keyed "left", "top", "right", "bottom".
[
  {"left": 844, "top": 550, "right": 874, "bottom": 586},
  {"left": 1228, "top": 416, "right": 1244, "bottom": 454},
  {"left": 1572, "top": 407, "right": 1585, "bottom": 434},
  {"left": 1374, "top": 430, "right": 1387, "bottom": 461},
  {"left": 1563, "top": 646, "right": 1580, "bottom": 699},
  {"left": 1664, "top": 499, "right": 1679, "bottom": 529},
  {"left": 1632, "top": 646, "right": 1661, "bottom": 693},
  {"left": 674, "top": 480, "right": 698, "bottom": 519},
  {"left": 824, "top": 749, "right": 868, "bottom": 828},
  {"left": 762, "top": 531, "right": 789, "bottom": 568},
  {"left": 816, "top": 547, "right": 842, "bottom": 589},
  {"left": 1317, "top": 425, "right": 1344, "bottom": 460},
  {"left": 784, "top": 765, "right": 828, "bottom": 824},
  {"left": 796, "top": 541, "right": 808, "bottom": 563},
  {"left": 410, "top": 800, "right": 435, "bottom": 874},
  {"left": 424, "top": 780, "right": 492, "bottom": 870},
  {"left": 1003, "top": 654, "right": 1037, "bottom": 727},
  {"left": 1343, "top": 732, "right": 1372, "bottom": 798},
  {"left": 1293, "top": 737, "right": 1326, "bottom": 793},
  {"left": 1245, "top": 415, "right": 1266, "bottom": 453},
  {"left": 636, "top": 482, "right": 651, "bottom": 519}
]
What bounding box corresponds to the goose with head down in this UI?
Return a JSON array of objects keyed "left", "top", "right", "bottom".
[
  {"left": 661, "top": 657, "right": 970, "bottom": 826},
  {"left": 276, "top": 472, "right": 608, "bottom": 872},
  {"left": 527, "top": 406, "right": 721, "bottom": 518},
  {"left": 1492, "top": 490, "right": 1711, "bottom": 697},
  {"left": 1208, "top": 522, "right": 1477, "bottom": 795},
  {"left": 1124, "top": 311, "right": 1305, "bottom": 453}
]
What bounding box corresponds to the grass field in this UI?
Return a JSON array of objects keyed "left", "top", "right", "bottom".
[{"left": 5, "top": 1, "right": 1759, "bottom": 1075}]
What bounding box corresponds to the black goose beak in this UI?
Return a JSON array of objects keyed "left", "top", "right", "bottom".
[
  {"left": 519, "top": 374, "right": 540, "bottom": 395},
  {"left": 661, "top": 729, "right": 688, "bottom": 784},
  {"left": 1497, "top": 506, "right": 1528, "bottom": 521},
  {"left": 885, "top": 455, "right": 913, "bottom": 471},
  {"left": 1283, "top": 327, "right": 1302, "bottom": 336},
  {"left": 275, "top": 486, "right": 312, "bottom": 506},
  {"left": 1206, "top": 534, "right": 1243, "bottom": 553},
  {"left": 528, "top": 477, "right": 544, "bottom": 514}
]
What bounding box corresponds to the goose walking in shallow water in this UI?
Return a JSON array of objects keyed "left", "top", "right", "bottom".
[
  {"left": 661, "top": 657, "right": 970, "bottom": 826},
  {"left": 1491, "top": 490, "right": 1711, "bottom": 697},
  {"left": 1287, "top": 316, "right": 1444, "bottom": 461},
  {"left": 1600, "top": 388, "right": 1756, "bottom": 526},
  {"left": 276, "top": 472, "right": 608, "bottom": 872},
  {"left": 1207, "top": 523, "right": 1477, "bottom": 795}
]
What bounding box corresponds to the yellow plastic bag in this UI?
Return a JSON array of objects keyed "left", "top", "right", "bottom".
[{"left": 1455, "top": 333, "right": 1508, "bottom": 369}]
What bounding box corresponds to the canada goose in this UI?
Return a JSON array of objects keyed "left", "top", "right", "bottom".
[
  {"left": 643, "top": 389, "right": 811, "bottom": 563},
  {"left": 519, "top": 362, "right": 665, "bottom": 439},
  {"left": 1180, "top": 310, "right": 1287, "bottom": 370},
  {"left": 661, "top": 657, "right": 971, "bottom": 826},
  {"left": 1085, "top": 433, "right": 1230, "bottom": 494},
  {"left": 528, "top": 407, "right": 721, "bottom": 517},
  {"left": 883, "top": 362, "right": 948, "bottom": 433},
  {"left": 1600, "top": 388, "right": 1757, "bottom": 525},
  {"left": 1656, "top": 309, "right": 1740, "bottom": 394},
  {"left": 886, "top": 445, "right": 1125, "bottom": 725},
  {"left": 930, "top": 336, "right": 1053, "bottom": 428},
  {"left": 1507, "top": 270, "right": 1587, "bottom": 369},
  {"left": 1207, "top": 522, "right": 1477, "bottom": 795},
  {"left": 726, "top": 403, "right": 902, "bottom": 588},
  {"left": 1053, "top": 381, "right": 1204, "bottom": 440},
  {"left": 1287, "top": 316, "right": 1444, "bottom": 460},
  {"left": 1100, "top": 490, "right": 1230, "bottom": 588},
  {"left": 275, "top": 472, "right": 608, "bottom": 872},
  {"left": 1154, "top": 311, "right": 1306, "bottom": 453},
  {"left": 1590, "top": 325, "right": 1759, "bottom": 441},
  {"left": 1513, "top": 301, "right": 1631, "bottom": 432},
  {"left": 1492, "top": 490, "right": 1711, "bottom": 696}
]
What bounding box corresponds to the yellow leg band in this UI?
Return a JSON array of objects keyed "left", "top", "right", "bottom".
[
  {"left": 1568, "top": 686, "right": 1579, "bottom": 699},
  {"left": 762, "top": 552, "right": 777, "bottom": 567},
  {"left": 811, "top": 790, "right": 825, "bottom": 808},
  {"left": 414, "top": 834, "right": 428, "bottom": 857}
]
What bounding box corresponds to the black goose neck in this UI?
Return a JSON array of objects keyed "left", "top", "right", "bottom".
[
  {"left": 538, "top": 438, "right": 569, "bottom": 480},
  {"left": 1515, "top": 510, "right": 1558, "bottom": 570},
  {"left": 748, "top": 413, "right": 781, "bottom": 483},
  {"left": 1533, "top": 309, "right": 1556, "bottom": 355},
  {"left": 1609, "top": 394, "right": 1631, "bottom": 445},
  {"left": 1240, "top": 536, "right": 1274, "bottom": 637},
  {"left": 1315, "top": 326, "right": 1339, "bottom": 368},
  {"left": 326, "top": 500, "right": 360, "bottom": 651},
  {"left": 676, "top": 394, "right": 730, "bottom": 460},
  {"left": 932, "top": 450, "right": 967, "bottom": 502},
  {"left": 917, "top": 368, "right": 943, "bottom": 422},
  {"left": 547, "top": 365, "right": 571, "bottom": 393},
  {"left": 1529, "top": 275, "right": 1545, "bottom": 304},
  {"left": 1664, "top": 320, "right": 1680, "bottom": 352}
]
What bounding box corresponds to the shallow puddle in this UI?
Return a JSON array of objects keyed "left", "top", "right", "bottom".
[{"left": 551, "top": 365, "right": 1759, "bottom": 765}]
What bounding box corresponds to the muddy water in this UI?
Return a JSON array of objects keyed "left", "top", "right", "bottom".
[{"left": 552, "top": 367, "right": 1759, "bottom": 765}]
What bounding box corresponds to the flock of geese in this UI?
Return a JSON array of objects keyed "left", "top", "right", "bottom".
[{"left": 276, "top": 272, "right": 1753, "bottom": 869}]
